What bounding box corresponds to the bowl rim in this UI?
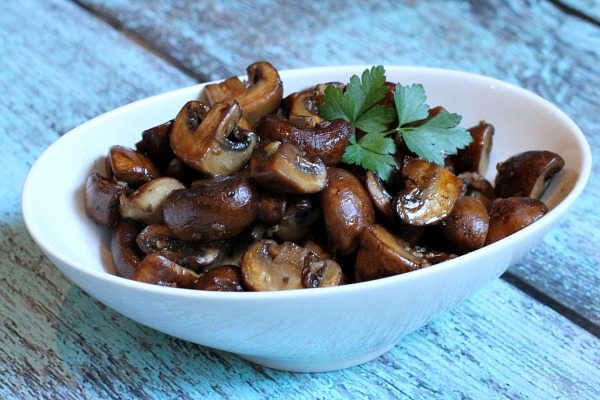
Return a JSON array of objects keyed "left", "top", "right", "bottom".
[{"left": 22, "top": 64, "right": 593, "bottom": 301}]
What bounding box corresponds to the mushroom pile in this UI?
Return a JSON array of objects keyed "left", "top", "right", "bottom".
[{"left": 84, "top": 61, "right": 565, "bottom": 291}]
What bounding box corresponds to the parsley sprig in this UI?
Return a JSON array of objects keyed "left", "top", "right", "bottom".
[{"left": 319, "top": 66, "right": 472, "bottom": 180}]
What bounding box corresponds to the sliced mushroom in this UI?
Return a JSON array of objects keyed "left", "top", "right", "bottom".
[
  {"left": 135, "top": 120, "right": 174, "bottom": 168},
  {"left": 485, "top": 197, "right": 548, "bottom": 244},
  {"left": 170, "top": 100, "right": 256, "bottom": 176},
  {"left": 440, "top": 196, "right": 489, "bottom": 254},
  {"left": 84, "top": 173, "right": 126, "bottom": 227},
  {"left": 414, "top": 247, "right": 457, "bottom": 265},
  {"left": 202, "top": 61, "right": 283, "bottom": 125},
  {"left": 364, "top": 170, "right": 395, "bottom": 221},
  {"left": 119, "top": 177, "right": 185, "bottom": 224},
  {"left": 321, "top": 168, "right": 375, "bottom": 256},
  {"left": 191, "top": 265, "right": 244, "bottom": 292},
  {"left": 131, "top": 253, "right": 198, "bottom": 288},
  {"left": 255, "top": 115, "right": 353, "bottom": 165},
  {"left": 283, "top": 89, "right": 324, "bottom": 127},
  {"left": 494, "top": 151, "right": 565, "bottom": 199},
  {"left": 458, "top": 172, "right": 495, "bottom": 208},
  {"left": 257, "top": 192, "right": 287, "bottom": 226},
  {"left": 275, "top": 197, "right": 321, "bottom": 242},
  {"left": 163, "top": 174, "right": 258, "bottom": 243},
  {"left": 354, "top": 224, "right": 429, "bottom": 282},
  {"left": 241, "top": 240, "right": 323, "bottom": 291},
  {"left": 108, "top": 145, "right": 161, "bottom": 186},
  {"left": 302, "top": 259, "right": 344, "bottom": 288},
  {"left": 250, "top": 141, "right": 327, "bottom": 194},
  {"left": 136, "top": 223, "right": 221, "bottom": 270},
  {"left": 394, "top": 158, "right": 464, "bottom": 226},
  {"left": 110, "top": 219, "right": 144, "bottom": 279},
  {"left": 453, "top": 121, "right": 494, "bottom": 175}
]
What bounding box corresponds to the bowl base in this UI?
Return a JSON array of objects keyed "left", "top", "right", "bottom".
[{"left": 239, "top": 343, "right": 396, "bottom": 372}]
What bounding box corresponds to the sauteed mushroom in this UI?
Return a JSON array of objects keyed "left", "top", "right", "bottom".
[
  {"left": 257, "top": 192, "right": 287, "bottom": 226},
  {"left": 440, "top": 196, "right": 489, "bottom": 254},
  {"left": 110, "top": 219, "right": 144, "bottom": 279},
  {"left": 459, "top": 172, "right": 495, "bottom": 208},
  {"left": 321, "top": 168, "right": 375, "bottom": 256},
  {"left": 275, "top": 197, "right": 321, "bottom": 242},
  {"left": 108, "top": 145, "right": 160, "bottom": 186},
  {"left": 454, "top": 121, "right": 494, "bottom": 175},
  {"left": 119, "top": 177, "right": 185, "bottom": 224},
  {"left": 163, "top": 174, "right": 258, "bottom": 243},
  {"left": 302, "top": 259, "right": 344, "bottom": 288},
  {"left": 203, "top": 61, "right": 283, "bottom": 125},
  {"left": 355, "top": 224, "right": 429, "bottom": 282},
  {"left": 135, "top": 120, "right": 174, "bottom": 168},
  {"left": 494, "top": 151, "right": 565, "bottom": 199},
  {"left": 84, "top": 173, "right": 125, "bottom": 227},
  {"left": 485, "top": 197, "right": 548, "bottom": 244},
  {"left": 255, "top": 116, "right": 353, "bottom": 165},
  {"left": 170, "top": 100, "right": 256, "bottom": 176},
  {"left": 191, "top": 265, "right": 244, "bottom": 292},
  {"left": 250, "top": 141, "right": 327, "bottom": 194},
  {"left": 364, "top": 170, "right": 394, "bottom": 221},
  {"left": 132, "top": 253, "right": 198, "bottom": 288},
  {"left": 394, "top": 158, "right": 464, "bottom": 226}
]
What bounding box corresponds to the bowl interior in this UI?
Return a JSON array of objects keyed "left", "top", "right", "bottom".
[{"left": 23, "top": 66, "right": 591, "bottom": 283}]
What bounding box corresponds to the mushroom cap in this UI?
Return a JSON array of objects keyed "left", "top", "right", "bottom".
[
  {"left": 440, "top": 196, "right": 490, "bottom": 254},
  {"left": 394, "top": 158, "right": 464, "bottom": 226},
  {"left": 494, "top": 150, "right": 565, "bottom": 199},
  {"left": 170, "top": 100, "right": 256, "bottom": 177},
  {"left": 354, "top": 224, "right": 429, "bottom": 282},
  {"left": 250, "top": 141, "right": 328, "bottom": 194},
  {"left": 119, "top": 177, "right": 185, "bottom": 225},
  {"left": 453, "top": 121, "right": 494, "bottom": 175},
  {"left": 191, "top": 265, "right": 244, "bottom": 292},
  {"left": 110, "top": 219, "right": 144, "bottom": 279},
  {"left": 485, "top": 197, "right": 548, "bottom": 244},
  {"left": 132, "top": 253, "right": 199, "bottom": 288},
  {"left": 163, "top": 174, "right": 259, "bottom": 243},
  {"left": 108, "top": 145, "right": 161, "bottom": 186},
  {"left": 255, "top": 115, "right": 353, "bottom": 166},
  {"left": 320, "top": 168, "right": 375, "bottom": 256},
  {"left": 84, "top": 173, "right": 125, "bottom": 227}
]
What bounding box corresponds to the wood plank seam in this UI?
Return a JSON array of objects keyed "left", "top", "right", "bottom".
[
  {"left": 502, "top": 271, "right": 600, "bottom": 338},
  {"left": 68, "top": 0, "right": 207, "bottom": 83},
  {"left": 550, "top": 0, "right": 600, "bottom": 26}
]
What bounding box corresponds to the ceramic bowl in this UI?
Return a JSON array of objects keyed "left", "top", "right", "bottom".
[{"left": 22, "top": 66, "right": 591, "bottom": 372}]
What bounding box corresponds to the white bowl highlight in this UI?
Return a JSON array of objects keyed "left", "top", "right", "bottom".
[{"left": 22, "top": 66, "right": 591, "bottom": 372}]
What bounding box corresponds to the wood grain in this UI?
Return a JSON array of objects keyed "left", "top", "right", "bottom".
[
  {"left": 1, "top": 0, "right": 599, "bottom": 398},
  {"left": 77, "top": 0, "right": 600, "bottom": 325}
]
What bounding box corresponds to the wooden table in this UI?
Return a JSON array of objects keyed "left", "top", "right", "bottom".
[{"left": 1, "top": 1, "right": 599, "bottom": 398}]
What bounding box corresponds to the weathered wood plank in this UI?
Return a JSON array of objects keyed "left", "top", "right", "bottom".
[
  {"left": 78, "top": 0, "right": 600, "bottom": 325},
  {"left": 558, "top": 0, "right": 600, "bottom": 22}
]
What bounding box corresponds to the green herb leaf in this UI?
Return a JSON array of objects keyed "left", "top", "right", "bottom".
[
  {"left": 342, "top": 132, "right": 396, "bottom": 180},
  {"left": 319, "top": 66, "right": 393, "bottom": 133},
  {"left": 394, "top": 83, "right": 429, "bottom": 126},
  {"left": 400, "top": 110, "right": 472, "bottom": 165}
]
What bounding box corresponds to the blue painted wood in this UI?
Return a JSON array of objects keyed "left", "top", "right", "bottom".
[
  {"left": 79, "top": 0, "right": 600, "bottom": 325},
  {"left": 559, "top": 0, "right": 600, "bottom": 21},
  {"left": 0, "top": 0, "right": 599, "bottom": 398}
]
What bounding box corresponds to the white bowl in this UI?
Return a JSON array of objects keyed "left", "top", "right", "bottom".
[{"left": 22, "top": 66, "right": 591, "bottom": 372}]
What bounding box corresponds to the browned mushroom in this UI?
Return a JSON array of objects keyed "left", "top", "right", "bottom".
[
  {"left": 485, "top": 197, "right": 549, "bottom": 244},
  {"left": 241, "top": 240, "right": 341, "bottom": 291},
  {"left": 321, "top": 168, "right": 375, "bottom": 256},
  {"left": 163, "top": 174, "right": 258, "bottom": 243},
  {"left": 364, "top": 170, "right": 395, "bottom": 221},
  {"left": 169, "top": 100, "right": 256, "bottom": 177},
  {"left": 108, "top": 145, "right": 161, "bottom": 186},
  {"left": 275, "top": 197, "right": 321, "bottom": 242},
  {"left": 202, "top": 61, "right": 283, "bottom": 125},
  {"left": 191, "top": 265, "right": 244, "bottom": 292},
  {"left": 136, "top": 224, "right": 221, "bottom": 271},
  {"left": 84, "top": 173, "right": 126, "bottom": 227},
  {"left": 119, "top": 177, "right": 185, "bottom": 224},
  {"left": 440, "top": 196, "right": 489, "bottom": 254},
  {"left": 453, "top": 121, "right": 494, "bottom": 175},
  {"left": 255, "top": 115, "right": 353, "bottom": 165},
  {"left": 131, "top": 253, "right": 198, "bottom": 288},
  {"left": 494, "top": 151, "right": 565, "bottom": 199},
  {"left": 257, "top": 192, "right": 287, "bottom": 226},
  {"left": 458, "top": 172, "right": 495, "bottom": 208},
  {"left": 135, "top": 120, "right": 174, "bottom": 168},
  {"left": 110, "top": 219, "right": 144, "bottom": 279},
  {"left": 394, "top": 158, "right": 464, "bottom": 226},
  {"left": 354, "top": 224, "right": 429, "bottom": 282},
  {"left": 302, "top": 259, "right": 344, "bottom": 288},
  {"left": 250, "top": 141, "right": 327, "bottom": 194},
  {"left": 282, "top": 89, "right": 324, "bottom": 127}
]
